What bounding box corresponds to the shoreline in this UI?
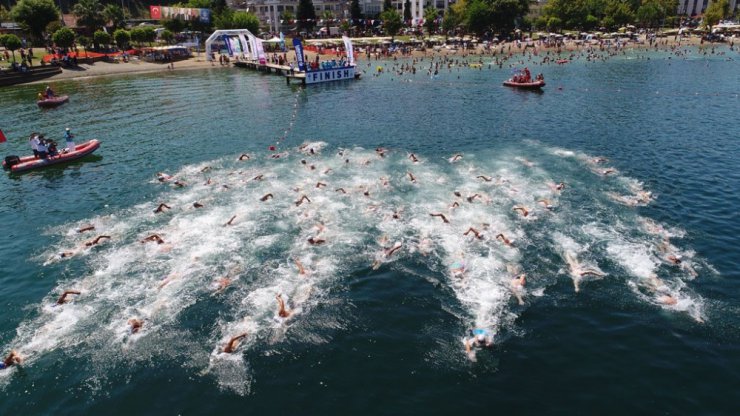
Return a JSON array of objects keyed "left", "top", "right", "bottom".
[{"left": 12, "top": 35, "right": 733, "bottom": 86}]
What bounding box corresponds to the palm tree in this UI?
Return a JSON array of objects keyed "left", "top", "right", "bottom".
[
  {"left": 322, "top": 10, "right": 334, "bottom": 36},
  {"left": 102, "top": 4, "right": 125, "bottom": 32},
  {"left": 73, "top": 0, "right": 105, "bottom": 35}
]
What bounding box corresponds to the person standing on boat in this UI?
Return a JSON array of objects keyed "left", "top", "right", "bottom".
[
  {"left": 36, "top": 135, "right": 48, "bottom": 159},
  {"left": 64, "top": 128, "right": 75, "bottom": 152},
  {"left": 29, "top": 133, "right": 40, "bottom": 158},
  {"left": 45, "top": 85, "right": 55, "bottom": 98}
]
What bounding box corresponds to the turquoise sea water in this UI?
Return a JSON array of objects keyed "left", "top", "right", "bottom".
[{"left": 0, "top": 47, "right": 739, "bottom": 414}]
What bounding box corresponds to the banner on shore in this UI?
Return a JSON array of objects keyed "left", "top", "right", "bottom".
[
  {"left": 150, "top": 6, "right": 211, "bottom": 23},
  {"left": 342, "top": 36, "right": 354, "bottom": 66},
  {"left": 293, "top": 38, "right": 306, "bottom": 71}
]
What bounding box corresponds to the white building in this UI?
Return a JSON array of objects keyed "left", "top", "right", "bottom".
[{"left": 678, "top": 0, "right": 738, "bottom": 15}]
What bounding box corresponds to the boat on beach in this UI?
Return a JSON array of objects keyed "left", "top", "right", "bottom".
[
  {"left": 37, "top": 95, "right": 70, "bottom": 108},
  {"left": 3, "top": 139, "right": 100, "bottom": 173}
]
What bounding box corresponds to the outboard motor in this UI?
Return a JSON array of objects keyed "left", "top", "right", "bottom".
[{"left": 3, "top": 155, "right": 20, "bottom": 170}]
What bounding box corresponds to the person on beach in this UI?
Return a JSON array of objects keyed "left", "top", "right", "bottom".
[
  {"left": 276, "top": 294, "right": 292, "bottom": 318},
  {"left": 223, "top": 333, "right": 248, "bottom": 353},
  {"left": 56, "top": 290, "right": 81, "bottom": 305},
  {"left": 0, "top": 351, "right": 22, "bottom": 370}
]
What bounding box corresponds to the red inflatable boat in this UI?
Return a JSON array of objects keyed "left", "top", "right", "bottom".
[
  {"left": 502, "top": 79, "right": 546, "bottom": 90},
  {"left": 37, "top": 95, "right": 70, "bottom": 108},
  {"left": 3, "top": 139, "right": 100, "bottom": 173}
]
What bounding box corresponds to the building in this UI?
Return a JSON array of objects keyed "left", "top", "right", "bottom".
[{"left": 673, "top": 0, "right": 736, "bottom": 16}]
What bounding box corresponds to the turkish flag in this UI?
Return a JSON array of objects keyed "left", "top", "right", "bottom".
[
  {"left": 150, "top": 5, "right": 161, "bottom": 19},
  {"left": 0, "top": 129, "right": 6, "bottom": 143}
]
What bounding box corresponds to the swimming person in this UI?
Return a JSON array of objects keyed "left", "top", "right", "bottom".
[
  {"left": 223, "top": 333, "right": 248, "bottom": 353},
  {"left": 464, "top": 328, "right": 494, "bottom": 361},
  {"left": 84, "top": 235, "right": 111, "bottom": 246},
  {"left": 464, "top": 227, "right": 483, "bottom": 240},
  {"left": 154, "top": 203, "right": 171, "bottom": 213},
  {"left": 276, "top": 294, "right": 292, "bottom": 318},
  {"left": 511, "top": 273, "right": 526, "bottom": 305},
  {"left": 128, "top": 318, "right": 144, "bottom": 334},
  {"left": 56, "top": 290, "right": 81, "bottom": 305},
  {"left": 141, "top": 234, "right": 165, "bottom": 244},
  {"left": 564, "top": 252, "right": 605, "bottom": 292},
  {"left": 0, "top": 350, "right": 22, "bottom": 370},
  {"left": 512, "top": 206, "right": 529, "bottom": 217},
  {"left": 496, "top": 233, "right": 514, "bottom": 247},
  {"left": 430, "top": 213, "right": 450, "bottom": 223}
]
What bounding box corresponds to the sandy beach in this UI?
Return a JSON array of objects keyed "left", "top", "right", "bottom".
[{"left": 21, "top": 34, "right": 723, "bottom": 85}]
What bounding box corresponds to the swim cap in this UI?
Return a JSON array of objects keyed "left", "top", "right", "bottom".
[
  {"left": 476, "top": 334, "right": 485, "bottom": 342},
  {"left": 65, "top": 127, "right": 70, "bottom": 131}
]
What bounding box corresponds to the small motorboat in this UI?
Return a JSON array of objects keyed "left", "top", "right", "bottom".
[
  {"left": 3, "top": 139, "right": 100, "bottom": 173},
  {"left": 503, "top": 79, "right": 546, "bottom": 90},
  {"left": 37, "top": 95, "right": 69, "bottom": 108}
]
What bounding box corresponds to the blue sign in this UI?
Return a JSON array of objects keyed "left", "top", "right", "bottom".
[
  {"left": 293, "top": 38, "right": 306, "bottom": 72},
  {"left": 200, "top": 9, "right": 211, "bottom": 23}
]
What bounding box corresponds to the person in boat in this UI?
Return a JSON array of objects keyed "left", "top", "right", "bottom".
[
  {"left": 0, "top": 350, "right": 22, "bottom": 370},
  {"left": 46, "top": 139, "right": 59, "bottom": 157},
  {"left": 536, "top": 73, "right": 544, "bottom": 81},
  {"left": 45, "top": 85, "right": 55, "bottom": 98},
  {"left": 37, "top": 92, "right": 45, "bottom": 101},
  {"left": 63, "top": 128, "right": 75, "bottom": 152},
  {"left": 29, "top": 133, "right": 40, "bottom": 158},
  {"left": 523, "top": 67, "right": 531, "bottom": 82},
  {"left": 36, "top": 135, "right": 49, "bottom": 159}
]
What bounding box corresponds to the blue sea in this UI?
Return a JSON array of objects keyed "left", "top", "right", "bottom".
[{"left": 0, "top": 46, "right": 738, "bottom": 415}]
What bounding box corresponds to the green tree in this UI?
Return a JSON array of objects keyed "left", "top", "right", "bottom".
[
  {"left": 297, "top": 0, "right": 317, "bottom": 32},
  {"left": 231, "top": 11, "right": 260, "bottom": 33},
  {"left": 143, "top": 26, "right": 156, "bottom": 45},
  {"left": 2, "top": 34, "right": 22, "bottom": 61},
  {"left": 351, "top": 0, "right": 363, "bottom": 20},
  {"left": 636, "top": 1, "right": 661, "bottom": 28},
  {"left": 162, "top": 18, "right": 186, "bottom": 34},
  {"left": 52, "top": 27, "right": 76, "bottom": 49},
  {"left": 424, "top": 7, "right": 438, "bottom": 34},
  {"left": 282, "top": 10, "right": 295, "bottom": 22},
  {"left": 584, "top": 13, "right": 600, "bottom": 30},
  {"left": 547, "top": 16, "right": 563, "bottom": 31},
  {"left": 489, "top": 0, "right": 529, "bottom": 34},
  {"left": 703, "top": 0, "right": 728, "bottom": 29},
  {"left": 381, "top": 8, "right": 403, "bottom": 40},
  {"left": 10, "top": 0, "right": 60, "bottom": 44},
  {"left": 73, "top": 0, "right": 106, "bottom": 34},
  {"left": 0, "top": 5, "right": 10, "bottom": 21},
  {"left": 103, "top": 4, "right": 125, "bottom": 32},
  {"left": 130, "top": 27, "right": 146, "bottom": 46},
  {"left": 404, "top": 0, "right": 412, "bottom": 21},
  {"left": 604, "top": 0, "right": 634, "bottom": 28},
  {"left": 93, "top": 30, "right": 111, "bottom": 49},
  {"left": 77, "top": 35, "right": 92, "bottom": 53},
  {"left": 465, "top": 0, "right": 493, "bottom": 36},
  {"left": 322, "top": 10, "right": 334, "bottom": 35},
  {"left": 160, "top": 29, "right": 174, "bottom": 44},
  {"left": 442, "top": 7, "right": 460, "bottom": 37},
  {"left": 113, "top": 29, "right": 130, "bottom": 49},
  {"left": 46, "top": 20, "right": 62, "bottom": 36}
]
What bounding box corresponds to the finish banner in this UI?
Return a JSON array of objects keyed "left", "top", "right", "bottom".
[
  {"left": 150, "top": 6, "right": 211, "bottom": 23},
  {"left": 293, "top": 38, "right": 306, "bottom": 71}
]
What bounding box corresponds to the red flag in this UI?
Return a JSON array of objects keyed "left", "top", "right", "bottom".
[
  {"left": 150, "top": 5, "right": 162, "bottom": 19},
  {"left": 0, "top": 129, "right": 6, "bottom": 143}
]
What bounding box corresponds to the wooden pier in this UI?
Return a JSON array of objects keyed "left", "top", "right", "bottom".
[{"left": 233, "top": 60, "right": 306, "bottom": 85}]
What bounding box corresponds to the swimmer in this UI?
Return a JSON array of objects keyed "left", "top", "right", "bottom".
[
  {"left": 518, "top": 158, "right": 535, "bottom": 167},
  {"left": 260, "top": 193, "right": 273, "bottom": 201},
  {"left": 0, "top": 350, "right": 22, "bottom": 370},
  {"left": 599, "top": 168, "right": 617, "bottom": 176},
  {"left": 409, "top": 153, "right": 419, "bottom": 163},
  {"left": 173, "top": 180, "right": 186, "bottom": 188},
  {"left": 238, "top": 154, "right": 251, "bottom": 161},
  {"left": 549, "top": 182, "right": 566, "bottom": 191},
  {"left": 56, "top": 290, "right": 81, "bottom": 305},
  {"left": 316, "top": 182, "right": 327, "bottom": 188},
  {"left": 407, "top": 172, "right": 416, "bottom": 183},
  {"left": 223, "top": 333, "right": 248, "bottom": 353},
  {"left": 193, "top": 202, "right": 204, "bottom": 208},
  {"left": 294, "top": 258, "right": 307, "bottom": 275},
  {"left": 466, "top": 193, "right": 481, "bottom": 203},
  {"left": 495, "top": 233, "right": 514, "bottom": 247},
  {"left": 592, "top": 156, "right": 609, "bottom": 164},
  {"left": 213, "top": 277, "right": 231, "bottom": 294},
  {"left": 77, "top": 225, "right": 95, "bottom": 233},
  {"left": 464, "top": 328, "right": 494, "bottom": 361},
  {"left": 253, "top": 174, "right": 264, "bottom": 181},
  {"left": 463, "top": 227, "right": 483, "bottom": 240},
  {"left": 564, "top": 252, "right": 605, "bottom": 292},
  {"left": 295, "top": 195, "right": 311, "bottom": 206},
  {"left": 511, "top": 273, "right": 526, "bottom": 305},
  {"left": 657, "top": 295, "right": 678, "bottom": 305},
  {"left": 538, "top": 199, "right": 554, "bottom": 210},
  {"left": 224, "top": 215, "right": 237, "bottom": 226},
  {"left": 276, "top": 294, "right": 292, "bottom": 318},
  {"left": 154, "top": 203, "right": 171, "bottom": 213},
  {"left": 449, "top": 154, "right": 463, "bottom": 163},
  {"left": 476, "top": 175, "right": 492, "bottom": 182},
  {"left": 429, "top": 213, "right": 450, "bottom": 223},
  {"left": 59, "top": 250, "right": 77, "bottom": 258},
  {"left": 375, "top": 147, "right": 388, "bottom": 157},
  {"left": 451, "top": 202, "right": 460, "bottom": 209},
  {"left": 308, "top": 237, "right": 326, "bottom": 245},
  {"left": 384, "top": 241, "right": 403, "bottom": 257},
  {"left": 200, "top": 166, "right": 211, "bottom": 173},
  {"left": 128, "top": 318, "right": 143, "bottom": 334},
  {"left": 84, "top": 235, "right": 111, "bottom": 247},
  {"left": 156, "top": 172, "right": 173, "bottom": 182},
  {"left": 158, "top": 273, "right": 180, "bottom": 289},
  {"left": 141, "top": 234, "right": 165, "bottom": 244},
  {"left": 512, "top": 206, "right": 529, "bottom": 217},
  {"left": 335, "top": 188, "right": 347, "bottom": 194}
]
